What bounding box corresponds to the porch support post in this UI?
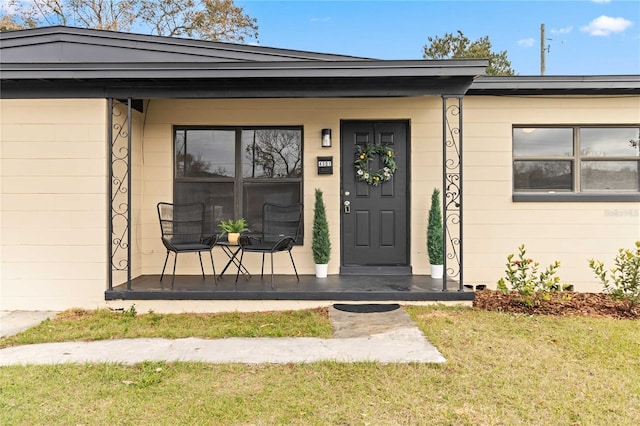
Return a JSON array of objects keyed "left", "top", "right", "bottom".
[
  {"left": 108, "top": 98, "right": 132, "bottom": 291},
  {"left": 441, "top": 96, "right": 464, "bottom": 291}
]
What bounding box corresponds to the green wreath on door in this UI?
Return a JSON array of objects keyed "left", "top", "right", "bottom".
[{"left": 354, "top": 144, "right": 397, "bottom": 186}]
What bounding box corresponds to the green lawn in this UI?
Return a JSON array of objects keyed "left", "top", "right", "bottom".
[
  {"left": 1, "top": 306, "right": 638, "bottom": 425},
  {"left": 0, "top": 307, "right": 333, "bottom": 348}
]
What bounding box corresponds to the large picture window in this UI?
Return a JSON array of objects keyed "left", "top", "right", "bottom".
[
  {"left": 513, "top": 126, "right": 639, "bottom": 199},
  {"left": 174, "top": 127, "right": 303, "bottom": 237}
]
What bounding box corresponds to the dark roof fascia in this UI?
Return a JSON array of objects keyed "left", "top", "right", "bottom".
[
  {"left": 0, "top": 76, "right": 478, "bottom": 99},
  {"left": 0, "top": 59, "right": 487, "bottom": 98},
  {"left": 468, "top": 75, "right": 640, "bottom": 95},
  {"left": 0, "top": 25, "right": 371, "bottom": 62},
  {"left": 1, "top": 59, "right": 488, "bottom": 79}
]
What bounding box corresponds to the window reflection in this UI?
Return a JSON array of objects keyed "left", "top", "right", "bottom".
[
  {"left": 175, "top": 130, "right": 235, "bottom": 178},
  {"left": 513, "top": 126, "right": 639, "bottom": 194},
  {"left": 581, "top": 161, "right": 638, "bottom": 191},
  {"left": 514, "top": 160, "right": 573, "bottom": 191},
  {"left": 513, "top": 128, "right": 573, "bottom": 157},
  {"left": 580, "top": 128, "right": 640, "bottom": 157},
  {"left": 242, "top": 129, "right": 302, "bottom": 178},
  {"left": 174, "top": 127, "right": 303, "bottom": 239}
]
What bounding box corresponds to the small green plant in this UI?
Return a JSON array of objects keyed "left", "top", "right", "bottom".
[
  {"left": 497, "top": 245, "right": 566, "bottom": 302},
  {"left": 589, "top": 241, "right": 640, "bottom": 312},
  {"left": 427, "top": 188, "right": 444, "bottom": 265},
  {"left": 124, "top": 362, "right": 166, "bottom": 389},
  {"left": 122, "top": 304, "right": 137, "bottom": 318},
  {"left": 312, "top": 188, "right": 331, "bottom": 264},
  {"left": 218, "top": 218, "right": 249, "bottom": 234}
]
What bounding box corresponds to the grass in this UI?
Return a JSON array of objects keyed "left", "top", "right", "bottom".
[
  {"left": 1, "top": 305, "right": 639, "bottom": 425},
  {"left": 0, "top": 306, "right": 332, "bottom": 348}
]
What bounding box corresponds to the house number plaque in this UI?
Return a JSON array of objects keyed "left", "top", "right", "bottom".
[{"left": 317, "top": 156, "right": 333, "bottom": 175}]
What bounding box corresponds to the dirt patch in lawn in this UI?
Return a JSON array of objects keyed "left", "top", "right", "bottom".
[{"left": 474, "top": 290, "right": 639, "bottom": 319}]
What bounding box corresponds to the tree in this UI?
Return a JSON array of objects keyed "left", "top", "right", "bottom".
[
  {"left": 0, "top": 0, "right": 258, "bottom": 43},
  {"left": 423, "top": 30, "right": 514, "bottom": 76},
  {"left": 0, "top": 14, "right": 27, "bottom": 31}
]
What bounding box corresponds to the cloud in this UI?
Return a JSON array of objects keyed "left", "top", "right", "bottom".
[
  {"left": 592, "top": 0, "right": 612, "bottom": 3},
  {"left": 581, "top": 15, "right": 633, "bottom": 36},
  {"left": 518, "top": 38, "right": 535, "bottom": 47},
  {"left": 551, "top": 26, "right": 573, "bottom": 35}
]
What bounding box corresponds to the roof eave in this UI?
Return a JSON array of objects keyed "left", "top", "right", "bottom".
[
  {"left": 468, "top": 75, "right": 640, "bottom": 95},
  {"left": 1, "top": 59, "right": 488, "bottom": 80}
]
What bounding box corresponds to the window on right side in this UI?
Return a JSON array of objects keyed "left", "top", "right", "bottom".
[{"left": 513, "top": 126, "right": 640, "bottom": 198}]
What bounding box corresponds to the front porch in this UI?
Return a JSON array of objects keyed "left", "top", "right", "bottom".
[{"left": 105, "top": 274, "right": 475, "bottom": 302}]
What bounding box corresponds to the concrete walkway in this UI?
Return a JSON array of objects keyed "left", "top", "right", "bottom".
[
  {"left": 0, "top": 306, "right": 446, "bottom": 365},
  {"left": 0, "top": 310, "right": 58, "bottom": 338}
]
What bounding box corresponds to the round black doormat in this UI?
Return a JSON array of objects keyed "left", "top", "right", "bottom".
[{"left": 333, "top": 303, "right": 400, "bottom": 314}]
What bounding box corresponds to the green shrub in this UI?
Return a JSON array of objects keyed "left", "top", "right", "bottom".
[
  {"left": 427, "top": 188, "right": 444, "bottom": 265},
  {"left": 312, "top": 188, "right": 331, "bottom": 264},
  {"left": 497, "top": 245, "right": 567, "bottom": 302},
  {"left": 589, "top": 241, "right": 640, "bottom": 312}
]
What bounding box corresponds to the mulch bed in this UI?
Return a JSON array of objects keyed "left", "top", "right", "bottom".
[{"left": 473, "top": 290, "right": 639, "bottom": 320}]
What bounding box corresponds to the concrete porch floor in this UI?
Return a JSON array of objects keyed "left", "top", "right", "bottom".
[{"left": 105, "top": 274, "right": 475, "bottom": 302}]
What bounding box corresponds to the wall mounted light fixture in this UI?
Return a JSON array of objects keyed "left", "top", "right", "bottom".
[{"left": 321, "top": 128, "right": 332, "bottom": 147}]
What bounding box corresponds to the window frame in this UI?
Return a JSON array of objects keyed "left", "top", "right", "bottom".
[
  {"left": 512, "top": 125, "right": 640, "bottom": 202},
  {"left": 173, "top": 125, "right": 304, "bottom": 237}
]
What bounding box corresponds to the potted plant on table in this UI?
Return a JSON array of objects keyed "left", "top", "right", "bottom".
[
  {"left": 312, "top": 188, "right": 331, "bottom": 278},
  {"left": 427, "top": 188, "right": 444, "bottom": 279},
  {"left": 218, "top": 218, "right": 249, "bottom": 245}
]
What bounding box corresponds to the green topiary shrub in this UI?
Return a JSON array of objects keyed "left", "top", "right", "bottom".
[
  {"left": 427, "top": 188, "right": 444, "bottom": 265},
  {"left": 312, "top": 188, "right": 331, "bottom": 264}
]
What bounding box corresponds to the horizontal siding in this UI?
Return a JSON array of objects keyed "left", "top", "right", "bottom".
[
  {"left": 1, "top": 158, "right": 106, "bottom": 176},
  {"left": 139, "top": 96, "right": 640, "bottom": 288},
  {"left": 0, "top": 99, "right": 108, "bottom": 310},
  {"left": 1, "top": 141, "right": 105, "bottom": 158},
  {"left": 463, "top": 95, "right": 640, "bottom": 290},
  {"left": 2, "top": 95, "right": 638, "bottom": 311},
  {"left": 141, "top": 97, "right": 441, "bottom": 276},
  {"left": 0, "top": 280, "right": 106, "bottom": 311}
]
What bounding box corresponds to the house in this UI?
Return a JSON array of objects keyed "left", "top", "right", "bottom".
[{"left": 1, "top": 27, "right": 638, "bottom": 312}]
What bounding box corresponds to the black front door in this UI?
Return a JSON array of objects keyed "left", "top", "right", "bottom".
[{"left": 340, "top": 121, "right": 410, "bottom": 274}]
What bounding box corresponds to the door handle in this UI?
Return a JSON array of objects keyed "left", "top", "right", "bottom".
[{"left": 343, "top": 200, "right": 351, "bottom": 214}]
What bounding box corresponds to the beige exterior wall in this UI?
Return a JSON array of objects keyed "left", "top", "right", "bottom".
[
  {"left": 464, "top": 95, "right": 640, "bottom": 292},
  {"left": 0, "top": 99, "right": 108, "bottom": 310},
  {"left": 1, "top": 94, "right": 637, "bottom": 311},
  {"left": 139, "top": 97, "right": 443, "bottom": 278},
  {"left": 139, "top": 96, "right": 639, "bottom": 292}
]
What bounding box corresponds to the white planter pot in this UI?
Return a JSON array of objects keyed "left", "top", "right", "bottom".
[
  {"left": 315, "top": 263, "right": 328, "bottom": 278},
  {"left": 430, "top": 264, "right": 444, "bottom": 279}
]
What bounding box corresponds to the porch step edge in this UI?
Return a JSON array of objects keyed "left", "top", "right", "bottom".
[{"left": 339, "top": 266, "right": 413, "bottom": 275}]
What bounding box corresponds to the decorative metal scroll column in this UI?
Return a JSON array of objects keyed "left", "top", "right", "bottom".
[
  {"left": 108, "top": 98, "right": 132, "bottom": 290},
  {"left": 442, "top": 96, "right": 464, "bottom": 291}
]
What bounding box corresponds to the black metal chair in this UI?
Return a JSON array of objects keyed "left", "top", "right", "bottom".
[
  {"left": 236, "top": 202, "right": 303, "bottom": 288},
  {"left": 157, "top": 202, "right": 218, "bottom": 288}
]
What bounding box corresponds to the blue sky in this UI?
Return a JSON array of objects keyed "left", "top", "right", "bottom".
[{"left": 238, "top": 0, "right": 640, "bottom": 75}]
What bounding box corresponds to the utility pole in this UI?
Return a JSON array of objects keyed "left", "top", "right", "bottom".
[{"left": 540, "top": 23, "right": 546, "bottom": 75}]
